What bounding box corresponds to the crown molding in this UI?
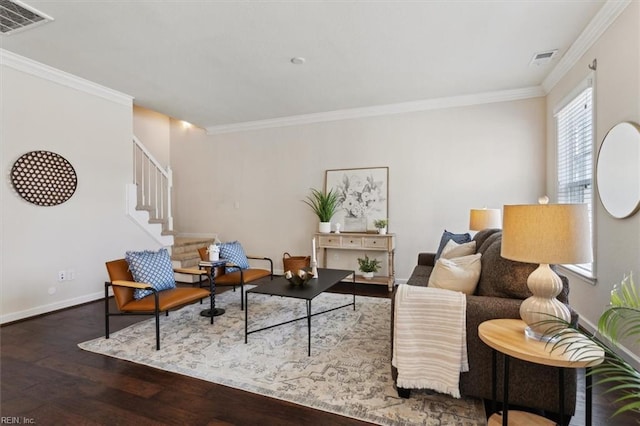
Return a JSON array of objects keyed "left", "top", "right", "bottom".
[
  {"left": 0, "top": 49, "right": 133, "bottom": 106},
  {"left": 206, "top": 86, "right": 545, "bottom": 135},
  {"left": 542, "top": 0, "right": 631, "bottom": 93}
]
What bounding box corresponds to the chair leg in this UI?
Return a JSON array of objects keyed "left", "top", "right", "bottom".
[
  {"left": 240, "top": 283, "right": 244, "bottom": 310},
  {"left": 154, "top": 291, "right": 161, "bottom": 350},
  {"left": 104, "top": 282, "right": 111, "bottom": 339}
]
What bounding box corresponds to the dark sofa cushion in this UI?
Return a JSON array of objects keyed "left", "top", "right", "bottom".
[
  {"left": 476, "top": 239, "right": 536, "bottom": 299},
  {"left": 472, "top": 228, "right": 501, "bottom": 254}
]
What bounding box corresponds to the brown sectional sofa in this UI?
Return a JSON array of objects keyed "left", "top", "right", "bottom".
[{"left": 391, "top": 228, "right": 577, "bottom": 416}]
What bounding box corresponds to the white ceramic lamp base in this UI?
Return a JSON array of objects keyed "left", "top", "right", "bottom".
[{"left": 519, "top": 264, "right": 571, "bottom": 341}]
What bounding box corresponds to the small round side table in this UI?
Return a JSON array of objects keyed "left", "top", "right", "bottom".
[{"left": 478, "top": 318, "right": 604, "bottom": 426}]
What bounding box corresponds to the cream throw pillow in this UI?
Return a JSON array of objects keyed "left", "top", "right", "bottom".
[
  {"left": 440, "top": 239, "right": 476, "bottom": 259},
  {"left": 428, "top": 253, "right": 482, "bottom": 295}
]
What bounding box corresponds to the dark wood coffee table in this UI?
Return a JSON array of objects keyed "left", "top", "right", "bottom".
[{"left": 244, "top": 268, "right": 355, "bottom": 356}]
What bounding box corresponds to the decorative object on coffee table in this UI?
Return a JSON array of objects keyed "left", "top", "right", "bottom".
[
  {"left": 303, "top": 187, "right": 339, "bottom": 233},
  {"left": 469, "top": 208, "right": 501, "bottom": 231},
  {"left": 284, "top": 269, "right": 314, "bottom": 286},
  {"left": 501, "top": 198, "right": 592, "bottom": 340},
  {"left": 325, "top": 167, "right": 388, "bottom": 232}
]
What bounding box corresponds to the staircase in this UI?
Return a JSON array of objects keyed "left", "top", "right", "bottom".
[
  {"left": 172, "top": 237, "right": 217, "bottom": 283},
  {"left": 129, "top": 135, "right": 216, "bottom": 282},
  {"left": 127, "top": 135, "right": 174, "bottom": 247}
]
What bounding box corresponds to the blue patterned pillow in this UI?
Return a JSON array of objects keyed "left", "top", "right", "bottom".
[
  {"left": 125, "top": 248, "right": 176, "bottom": 300},
  {"left": 435, "top": 230, "right": 472, "bottom": 260},
  {"left": 219, "top": 241, "right": 250, "bottom": 273}
]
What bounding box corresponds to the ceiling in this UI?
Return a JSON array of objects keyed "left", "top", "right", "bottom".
[{"left": 1, "top": 0, "right": 612, "bottom": 132}]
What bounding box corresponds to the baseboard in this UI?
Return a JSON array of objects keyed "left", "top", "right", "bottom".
[
  {"left": 576, "top": 314, "right": 640, "bottom": 371},
  {"left": 0, "top": 291, "right": 104, "bottom": 325}
]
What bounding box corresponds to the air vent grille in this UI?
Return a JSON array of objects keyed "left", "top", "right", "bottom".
[
  {"left": 530, "top": 49, "right": 558, "bottom": 66},
  {"left": 0, "top": 0, "right": 53, "bottom": 35}
]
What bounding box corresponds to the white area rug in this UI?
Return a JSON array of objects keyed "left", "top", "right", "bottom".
[{"left": 79, "top": 289, "right": 485, "bottom": 425}]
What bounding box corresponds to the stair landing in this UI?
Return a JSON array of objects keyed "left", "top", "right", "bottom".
[{"left": 172, "top": 237, "right": 216, "bottom": 283}]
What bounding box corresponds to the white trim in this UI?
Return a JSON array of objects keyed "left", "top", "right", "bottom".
[
  {"left": 0, "top": 291, "right": 103, "bottom": 324},
  {"left": 552, "top": 74, "right": 594, "bottom": 116},
  {"left": 575, "top": 314, "right": 640, "bottom": 371},
  {"left": 0, "top": 48, "right": 133, "bottom": 106},
  {"left": 542, "top": 0, "right": 631, "bottom": 93},
  {"left": 205, "top": 86, "right": 545, "bottom": 135},
  {"left": 125, "top": 183, "right": 174, "bottom": 247}
]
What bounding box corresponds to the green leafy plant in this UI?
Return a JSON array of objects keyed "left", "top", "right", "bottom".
[
  {"left": 542, "top": 273, "right": 640, "bottom": 418},
  {"left": 303, "top": 188, "right": 339, "bottom": 222},
  {"left": 357, "top": 254, "right": 381, "bottom": 273},
  {"left": 373, "top": 219, "right": 388, "bottom": 229}
]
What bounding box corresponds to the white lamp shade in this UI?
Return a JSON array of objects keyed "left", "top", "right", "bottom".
[
  {"left": 469, "top": 208, "right": 502, "bottom": 231},
  {"left": 501, "top": 203, "right": 592, "bottom": 265}
]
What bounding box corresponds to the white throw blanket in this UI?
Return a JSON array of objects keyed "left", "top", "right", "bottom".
[{"left": 392, "top": 284, "right": 468, "bottom": 398}]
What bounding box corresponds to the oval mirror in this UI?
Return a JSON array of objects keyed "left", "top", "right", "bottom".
[{"left": 596, "top": 121, "right": 640, "bottom": 219}]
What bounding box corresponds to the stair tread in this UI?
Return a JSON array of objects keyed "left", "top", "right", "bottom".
[{"left": 174, "top": 237, "right": 216, "bottom": 246}]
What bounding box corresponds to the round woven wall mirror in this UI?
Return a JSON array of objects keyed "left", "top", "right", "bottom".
[{"left": 10, "top": 150, "right": 77, "bottom": 206}]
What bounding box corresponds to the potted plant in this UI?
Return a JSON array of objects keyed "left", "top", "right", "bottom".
[
  {"left": 357, "top": 254, "right": 381, "bottom": 279},
  {"left": 544, "top": 273, "right": 640, "bottom": 419},
  {"left": 374, "top": 218, "right": 388, "bottom": 235},
  {"left": 303, "top": 188, "right": 339, "bottom": 233}
]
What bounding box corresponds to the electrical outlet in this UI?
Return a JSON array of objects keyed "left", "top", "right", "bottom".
[{"left": 58, "top": 270, "right": 66, "bottom": 281}]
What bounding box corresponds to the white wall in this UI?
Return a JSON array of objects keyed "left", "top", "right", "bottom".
[
  {"left": 133, "top": 105, "right": 171, "bottom": 167},
  {"left": 0, "top": 56, "right": 161, "bottom": 323},
  {"left": 546, "top": 2, "right": 640, "bottom": 358},
  {"left": 170, "top": 97, "right": 547, "bottom": 279}
]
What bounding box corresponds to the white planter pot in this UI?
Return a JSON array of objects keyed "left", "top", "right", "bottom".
[
  {"left": 362, "top": 271, "right": 374, "bottom": 280},
  {"left": 319, "top": 222, "right": 332, "bottom": 233},
  {"left": 378, "top": 227, "right": 387, "bottom": 235}
]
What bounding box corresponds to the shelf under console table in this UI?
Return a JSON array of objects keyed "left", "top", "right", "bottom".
[{"left": 315, "top": 232, "right": 395, "bottom": 291}]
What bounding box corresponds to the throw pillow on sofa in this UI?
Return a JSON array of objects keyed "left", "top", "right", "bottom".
[
  {"left": 435, "top": 230, "right": 472, "bottom": 259},
  {"left": 428, "top": 253, "right": 482, "bottom": 295},
  {"left": 125, "top": 248, "right": 176, "bottom": 300},
  {"left": 440, "top": 239, "right": 476, "bottom": 259},
  {"left": 219, "top": 241, "right": 250, "bottom": 273},
  {"left": 476, "top": 239, "right": 536, "bottom": 299}
]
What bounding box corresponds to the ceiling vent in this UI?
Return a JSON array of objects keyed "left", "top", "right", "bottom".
[
  {"left": 529, "top": 49, "right": 558, "bottom": 66},
  {"left": 0, "top": 0, "right": 53, "bottom": 35}
]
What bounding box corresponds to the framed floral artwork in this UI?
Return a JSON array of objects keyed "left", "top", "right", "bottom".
[{"left": 325, "top": 167, "right": 389, "bottom": 232}]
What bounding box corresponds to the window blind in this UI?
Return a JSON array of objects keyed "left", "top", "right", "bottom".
[{"left": 555, "top": 86, "right": 594, "bottom": 275}]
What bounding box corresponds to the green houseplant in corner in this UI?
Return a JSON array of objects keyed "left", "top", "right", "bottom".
[
  {"left": 544, "top": 273, "right": 640, "bottom": 419},
  {"left": 357, "top": 254, "right": 381, "bottom": 280},
  {"left": 303, "top": 188, "right": 339, "bottom": 233}
]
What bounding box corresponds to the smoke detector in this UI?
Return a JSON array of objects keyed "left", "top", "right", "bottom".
[
  {"left": 529, "top": 49, "right": 558, "bottom": 66},
  {"left": 0, "top": 0, "right": 53, "bottom": 35}
]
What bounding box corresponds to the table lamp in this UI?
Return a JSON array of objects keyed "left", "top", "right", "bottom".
[
  {"left": 501, "top": 199, "right": 592, "bottom": 340},
  {"left": 469, "top": 208, "right": 502, "bottom": 230}
]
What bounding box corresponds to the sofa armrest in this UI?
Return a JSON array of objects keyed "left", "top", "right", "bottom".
[{"left": 417, "top": 252, "right": 436, "bottom": 266}]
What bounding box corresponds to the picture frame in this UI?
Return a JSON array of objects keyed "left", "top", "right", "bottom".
[{"left": 325, "top": 167, "right": 389, "bottom": 232}]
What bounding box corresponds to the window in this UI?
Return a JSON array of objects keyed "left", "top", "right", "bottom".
[{"left": 555, "top": 82, "right": 594, "bottom": 277}]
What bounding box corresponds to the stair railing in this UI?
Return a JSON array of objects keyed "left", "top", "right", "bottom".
[{"left": 132, "top": 135, "right": 173, "bottom": 233}]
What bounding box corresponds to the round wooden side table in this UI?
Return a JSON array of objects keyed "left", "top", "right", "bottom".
[{"left": 478, "top": 318, "right": 604, "bottom": 426}]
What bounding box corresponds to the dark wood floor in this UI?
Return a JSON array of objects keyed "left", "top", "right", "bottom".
[{"left": 1, "top": 280, "right": 637, "bottom": 425}]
